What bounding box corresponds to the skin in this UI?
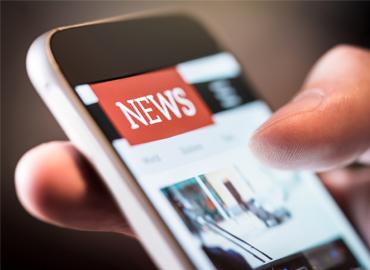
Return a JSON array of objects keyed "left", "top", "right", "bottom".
[{"left": 15, "top": 45, "right": 370, "bottom": 249}]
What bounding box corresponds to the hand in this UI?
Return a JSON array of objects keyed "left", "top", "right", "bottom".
[
  {"left": 15, "top": 45, "right": 370, "bottom": 246},
  {"left": 15, "top": 141, "right": 134, "bottom": 236},
  {"left": 250, "top": 45, "right": 370, "bottom": 246}
]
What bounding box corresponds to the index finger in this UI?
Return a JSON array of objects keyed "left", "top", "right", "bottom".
[{"left": 250, "top": 45, "right": 370, "bottom": 171}]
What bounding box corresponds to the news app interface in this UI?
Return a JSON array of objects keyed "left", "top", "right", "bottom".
[{"left": 75, "top": 53, "right": 369, "bottom": 269}]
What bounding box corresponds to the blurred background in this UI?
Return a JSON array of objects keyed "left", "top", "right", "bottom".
[{"left": 2, "top": 1, "right": 370, "bottom": 269}]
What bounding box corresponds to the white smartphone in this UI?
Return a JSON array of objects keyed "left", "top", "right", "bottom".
[{"left": 26, "top": 12, "right": 370, "bottom": 270}]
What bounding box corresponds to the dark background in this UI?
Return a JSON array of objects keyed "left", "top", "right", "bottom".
[{"left": 2, "top": 2, "right": 369, "bottom": 269}]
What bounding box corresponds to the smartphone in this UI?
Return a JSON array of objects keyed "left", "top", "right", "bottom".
[{"left": 27, "top": 12, "right": 370, "bottom": 270}]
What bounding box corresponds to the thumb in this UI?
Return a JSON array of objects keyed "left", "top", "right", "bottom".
[{"left": 250, "top": 45, "right": 370, "bottom": 171}]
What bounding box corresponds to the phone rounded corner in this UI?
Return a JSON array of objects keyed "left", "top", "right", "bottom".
[{"left": 26, "top": 30, "right": 60, "bottom": 93}]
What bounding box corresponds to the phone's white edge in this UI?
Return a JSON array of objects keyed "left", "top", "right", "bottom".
[{"left": 25, "top": 21, "right": 199, "bottom": 270}]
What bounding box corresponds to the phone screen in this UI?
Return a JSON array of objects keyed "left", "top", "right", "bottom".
[{"left": 73, "top": 52, "right": 369, "bottom": 269}]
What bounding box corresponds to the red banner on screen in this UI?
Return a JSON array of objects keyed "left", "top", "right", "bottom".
[{"left": 90, "top": 68, "right": 213, "bottom": 145}]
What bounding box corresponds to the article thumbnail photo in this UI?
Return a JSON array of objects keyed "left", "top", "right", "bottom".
[
  {"left": 161, "top": 167, "right": 292, "bottom": 265},
  {"left": 161, "top": 167, "right": 291, "bottom": 235}
]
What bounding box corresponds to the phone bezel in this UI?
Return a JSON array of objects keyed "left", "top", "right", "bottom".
[{"left": 49, "top": 13, "right": 221, "bottom": 86}]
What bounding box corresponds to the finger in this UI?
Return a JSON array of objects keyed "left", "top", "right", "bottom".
[
  {"left": 250, "top": 45, "right": 370, "bottom": 170},
  {"left": 320, "top": 168, "right": 370, "bottom": 246},
  {"left": 15, "top": 141, "right": 134, "bottom": 236}
]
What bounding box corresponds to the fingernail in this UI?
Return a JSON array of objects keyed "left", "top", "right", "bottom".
[{"left": 254, "top": 88, "right": 325, "bottom": 135}]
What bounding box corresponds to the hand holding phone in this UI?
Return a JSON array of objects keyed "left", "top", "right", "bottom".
[{"left": 19, "top": 13, "right": 370, "bottom": 269}]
